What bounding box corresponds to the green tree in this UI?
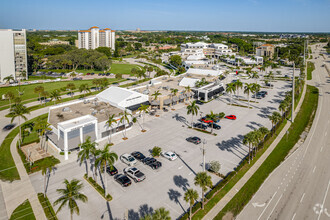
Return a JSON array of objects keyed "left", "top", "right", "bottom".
[
  {"left": 10, "top": 103, "right": 30, "bottom": 148},
  {"left": 4, "top": 91, "right": 15, "bottom": 107},
  {"left": 185, "top": 86, "right": 192, "bottom": 101},
  {"left": 234, "top": 79, "right": 243, "bottom": 99},
  {"left": 147, "top": 66, "right": 153, "bottom": 78},
  {"left": 105, "top": 114, "right": 117, "bottom": 144},
  {"left": 251, "top": 83, "right": 261, "bottom": 103},
  {"left": 151, "top": 90, "right": 162, "bottom": 100},
  {"left": 258, "top": 126, "right": 269, "bottom": 148},
  {"left": 95, "top": 144, "right": 118, "bottom": 196},
  {"left": 96, "top": 47, "right": 112, "bottom": 57},
  {"left": 34, "top": 119, "right": 52, "bottom": 149},
  {"left": 184, "top": 189, "right": 199, "bottom": 220},
  {"left": 169, "top": 55, "right": 182, "bottom": 67},
  {"left": 226, "top": 83, "right": 236, "bottom": 105},
  {"left": 268, "top": 111, "right": 281, "bottom": 135},
  {"left": 119, "top": 110, "right": 132, "bottom": 139},
  {"left": 278, "top": 101, "right": 287, "bottom": 116},
  {"left": 205, "top": 111, "right": 217, "bottom": 134},
  {"left": 138, "top": 104, "right": 149, "bottom": 131},
  {"left": 244, "top": 83, "right": 253, "bottom": 108},
  {"left": 152, "top": 207, "right": 171, "bottom": 220},
  {"left": 152, "top": 146, "right": 162, "bottom": 157},
  {"left": 53, "top": 179, "right": 88, "bottom": 220},
  {"left": 194, "top": 172, "right": 212, "bottom": 210},
  {"left": 50, "top": 90, "right": 61, "bottom": 105},
  {"left": 243, "top": 131, "right": 254, "bottom": 163},
  {"left": 187, "top": 100, "right": 199, "bottom": 127},
  {"left": 40, "top": 160, "right": 56, "bottom": 198},
  {"left": 66, "top": 83, "right": 76, "bottom": 97},
  {"left": 34, "top": 86, "right": 45, "bottom": 104},
  {"left": 78, "top": 136, "right": 97, "bottom": 176}
]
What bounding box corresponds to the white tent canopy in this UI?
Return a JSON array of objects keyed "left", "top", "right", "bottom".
[
  {"left": 179, "top": 77, "right": 199, "bottom": 87},
  {"left": 96, "top": 87, "right": 149, "bottom": 109},
  {"left": 186, "top": 68, "right": 223, "bottom": 76}
]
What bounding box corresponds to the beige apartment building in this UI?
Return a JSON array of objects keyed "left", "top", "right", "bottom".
[
  {"left": 256, "top": 44, "right": 275, "bottom": 57},
  {"left": 0, "top": 29, "right": 28, "bottom": 81},
  {"left": 78, "top": 26, "right": 115, "bottom": 50}
]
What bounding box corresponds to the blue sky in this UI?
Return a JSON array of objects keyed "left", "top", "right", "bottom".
[{"left": 0, "top": 0, "right": 329, "bottom": 32}]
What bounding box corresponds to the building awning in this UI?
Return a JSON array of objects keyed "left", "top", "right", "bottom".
[
  {"left": 163, "top": 99, "right": 171, "bottom": 105},
  {"left": 126, "top": 101, "right": 150, "bottom": 111},
  {"left": 172, "top": 96, "right": 179, "bottom": 102},
  {"left": 179, "top": 95, "right": 185, "bottom": 100},
  {"left": 151, "top": 100, "right": 160, "bottom": 106}
]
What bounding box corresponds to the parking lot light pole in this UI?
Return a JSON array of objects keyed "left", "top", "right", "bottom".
[
  {"left": 292, "top": 63, "right": 295, "bottom": 123},
  {"left": 202, "top": 139, "right": 207, "bottom": 172}
]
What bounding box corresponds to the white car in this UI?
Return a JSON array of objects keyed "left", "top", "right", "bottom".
[
  {"left": 124, "top": 167, "right": 146, "bottom": 182},
  {"left": 120, "top": 153, "right": 137, "bottom": 166},
  {"left": 161, "top": 151, "right": 178, "bottom": 161}
]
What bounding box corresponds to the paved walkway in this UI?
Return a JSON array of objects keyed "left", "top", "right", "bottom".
[
  {"left": 0, "top": 136, "right": 47, "bottom": 219},
  {"left": 202, "top": 77, "right": 307, "bottom": 219}
]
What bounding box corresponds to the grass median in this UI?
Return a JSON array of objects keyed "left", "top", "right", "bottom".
[
  {"left": 214, "top": 85, "right": 318, "bottom": 219},
  {"left": 38, "top": 193, "right": 58, "bottom": 220},
  {"left": 10, "top": 199, "right": 36, "bottom": 220},
  {"left": 307, "top": 61, "right": 315, "bottom": 80}
]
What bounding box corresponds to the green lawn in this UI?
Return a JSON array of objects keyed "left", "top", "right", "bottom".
[
  {"left": 10, "top": 199, "right": 36, "bottom": 220},
  {"left": 0, "top": 114, "right": 48, "bottom": 181},
  {"left": 307, "top": 61, "right": 315, "bottom": 80},
  {"left": 75, "top": 63, "right": 144, "bottom": 75},
  {"left": 0, "top": 78, "right": 122, "bottom": 109},
  {"left": 214, "top": 85, "right": 319, "bottom": 219},
  {"left": 38, "top": 193, "right": 58, "bottom": 220}
]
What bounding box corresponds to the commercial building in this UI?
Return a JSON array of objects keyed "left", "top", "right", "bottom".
[
  {"left": 256, "top": 44, "right": 275, "bottom": 57},
  {"left": 0, "top": 29, "right": 28, "bottom": 81},
  {"left": 180, "top": 42, "right": 233, "bottom": 59},
  {"left": 78, "top": 26, "right": 115, "bottom": 50}
]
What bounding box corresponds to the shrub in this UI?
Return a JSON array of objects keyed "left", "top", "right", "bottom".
[
  {"left": 208, "top": 161, "right": 221, "bottom": 173},
  {"left": 84, "top": 174, "right": 112, "bottom": 201},
  {"left": 37, "top": 193, "right": 58, "bottom": 220},
  {"left": 152, "top": 146, "right": 162, "bottom": 157}
]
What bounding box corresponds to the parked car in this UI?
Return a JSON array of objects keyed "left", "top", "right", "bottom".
[
  {"left": 106, "top": 73, "right": 110, "bottom": 76},
  {"left": 259, "top": 91, "right": 268, "bottom": 96},
  {"left": 98, "top": 73, "right": 102, "bottom": 76},
  {"left": 201, "top": 117, "right": 219, "bottom": 123},
  {"left": 186, "top": 136, "right": 201, "bottom": 144},
  {"left": 3, "top": 124, "right": 15, "bottom": 131},
  {"left": 193, "top": 122, "right": 208, "bottom": 130},
  {"left": 143, "top": 157, "right": 156, "bottom": 165},
  {"left": 131, "top": 151, "right": 146, "bottom": 161},
  {"left": 86, "top": 73, "right": 90, "bottom": 75},
  {"left": 124, "top": 167, "right": 146, "bottom": 182},
  {"left": 208, "top": 123, "right": 221, "bottom": 130},
  {"left": 252, "top": 94, "right": 263, "bottom": 99},
  {"left": 196, "top": 100, "right": 204, "bottom": 105},
  {"left": 120, "top": 153, "right": 137, "bottom": 166},
  {"left": 265, "top": 82, "right": 274, "bottom": 87},
  {"left": 91, "top": 72, "right": 95, "bottom": 75},
  {"left": 106, "top": 165, "right": 118, "bottom": 176},
  {"left": 225, "top": 115, "right": 237, "bottom": 120},
  {"left": 148, "top": 161, "right": 162, "bottom": 169},
  {"left": 114, "top": 174, "right": 131, "bottom": 187},
  {"left": 72, "top": 77, "right": 82, "bottom": 80},
  {"left": 161, "top": 151, "right": 178, "bottom": 161}
]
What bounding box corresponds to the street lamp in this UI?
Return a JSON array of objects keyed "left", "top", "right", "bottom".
[{"left": 202, "top": 139, "right": 207, "bottom": 172}]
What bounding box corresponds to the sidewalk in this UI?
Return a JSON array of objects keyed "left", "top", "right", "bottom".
[
  {"left": 202, "top": 79, "right": 307, "bottom": 219},
  {"left": 0, "top": 136, "right": 46, "bottom": 220}
]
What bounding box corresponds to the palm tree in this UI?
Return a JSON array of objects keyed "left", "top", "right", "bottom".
[
  {"left": 119, "top": 110, "right": 132, "bottom": 139},
  {"left": 268, "top": 111, "right": 281, "bottom": 135},
  {"left": 244, "top": 83, "right": 253, "bottom": 108},
  {"left": 95, "top": 144, "right": 118, "bottom": 196},
  {"left": 4, "top": 91, "right": 15, "bottom": 107},
  {"left": 185, "top": 86, "right": 192, "bottom": 101},
  {"left": 243, "top": 131, "right": 254, "bottom": 163},
  {"left": 10, "top": 103, "right": 30, "bottom": 148},
  {"left": 205, "top": 111, "right": 217, "bottom": 134},
  {"left": 147, "top": 66, "right": 153, "bottom": 78},
  {"left": 34, "top": 86, "right": 45, "bottom": 104},
  {"left": 251, "top": 72, "right": 259, "bottom": 83},
  {"left": 234, "top": 79, "right": 243, "bottom": 99},
  {"left": 170, "top": 88, "right": 178, "bottom": 106},
  {"left": 152, "top": 207, "right": 171, "bottom": 220},
  {"left": 105, "top": 114, "right": 117, "bottom": 144},
  {"left": 136, "top": 69, "right": 146, "bottom": 79},
  {"left": 37, "top": 120, "right": 52, "bottom": 149},
  {"left": 53, "top": 179, "right": 88, "bottom": 220},
  {"left": 258, "top": 126, "right": 269, "bottom": 148},
  {"left": 278, "top": 101, "right": 287, "bottom": 116},
  {"left": 40, "top": 161, "right": 56, "bottom": 198},
  {"left": 151, "top": 90, "right": 162, "bottom": 101},
  {"left": 184, "top": 189, "right": 199, "bottom": 220},
  {"left": 67, "top": 83, "right": 76, "bottom": 97},
  {"left": 194, "top": 172, "right": 212, "bottom": 210},
  {"left": 3, "top": 75, "right": 14, "bottom": 84},
  {"left": 138, "top": 104, "right": 149, "bottom": 131},
  {"left": 78, "top": 136, "right": 97, "bottom": 176},
  {"left": 50, "top": 90, "right": 61, "bottom": 105},
  {"left": 79, "top": 84, "right": 90, "bottom": 97},
  {"left": 226, "top": 83, "right": 236, "bottom": 105},
  {"left": 186, "top": 101, "right": 199, "bottom": 127},
  {"left": 251, "top": 83, "right": 261, "bottom": 103},
  {"left": 252, "top": 130, "right": 262, "bottom": 156},
  {"left": 41, "top": 91, "right": 49, "bottom": 106}
]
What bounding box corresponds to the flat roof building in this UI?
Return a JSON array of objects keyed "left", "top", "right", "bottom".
[{"left": 0, "top": 29, "right": 28, "bottom": 81}]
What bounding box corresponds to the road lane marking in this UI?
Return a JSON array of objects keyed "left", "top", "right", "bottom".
[
  {"left": 267, "top": 193, "right": 283, "bottom": 220},
  {"left": 317, "top": 179, "right": 330, "bottom": 220},
  {"left": 300, "top": 193, "right": 305, "bottom": 203},
  {"left": 325, "top": 132, "right": 328, "bottom": 137},
  {"left": 321, "top": 146, "right": 323, "bottom": 152},
  {"left": 257, "top": 191, "right": 277, "bottom": 220},
  {"left": 292, "top": 212, "right": 296, "bottom": 220},
  {"left": 188, "top": 172, "right": 193, "bottom": 175},
  {"left": 313, "top": 166, "right": 316, "bottom": 173}
]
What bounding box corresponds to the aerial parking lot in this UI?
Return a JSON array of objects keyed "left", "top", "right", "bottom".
[{"left": 29, "top": 74, "right": 292, "bottom": 220}]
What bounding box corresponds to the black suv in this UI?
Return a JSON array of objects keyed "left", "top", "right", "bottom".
[
  {"left": 131, "top": 151, "right": 146, "bottom": 161},
  {"left": 186, "top": 136, "right": 201, "bottom": 144},
  {"left": 193, "top": 123, "right": 207, "bottom": 130},
  {"left": 208, "top": 123, "right": 221, "bottom": 130},
  {"left": 143, "top": 157, "right": 162, "bottom": 170},
  {"left": 106, "top": 165, "right": 118, "bottom": 176}
]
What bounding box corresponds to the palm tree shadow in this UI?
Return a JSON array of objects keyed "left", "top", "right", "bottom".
[
  {"left": 168, "top": 189, "right": 185, "bottom": 212},
  {"left": 45, "top": 167, "right": 58, "bottom": 195},
  {"left": 172, "top": 113, "right": 189, "bottom": 126},
  {"left": 173, "top": 175, "right": 190, "bottom": 191},
  {"left": 128, "top": 204, "right": 154, "bottom": 220}
]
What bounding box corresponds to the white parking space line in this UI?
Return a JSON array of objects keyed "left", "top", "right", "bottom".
[
  {"left": 313, "top": 166, "right": 316, "bottom": 173},
  {"left": 292, "top": 212, "right": 296, "bottom": 220},
  {"left": 178, "top": 166, "right": 183, "bottom": 169},
  {"left": 300, "top": 193, "right": 305, "bottom": 203}
]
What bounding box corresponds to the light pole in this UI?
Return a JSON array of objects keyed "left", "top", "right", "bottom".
[
  {"left": 292, "top": 63, "right": 295, "bottom": 123},
  {"left": 202, "top": 139, "right": 207, "bottom": 172}
]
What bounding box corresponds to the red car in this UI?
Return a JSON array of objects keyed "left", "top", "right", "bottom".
[
  {"left": 201, "top": 117, "right": 213, "bottom": 123},
  {"left": 225, "top": 115, "right": 237, "bottom": 120}
]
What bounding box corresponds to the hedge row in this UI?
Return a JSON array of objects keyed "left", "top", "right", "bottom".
[
  {"left": 38, "top": 193, "right": 58, "bottom": 220},
  {"left": 84, "top": 174, "right": 112, "bottom": 201}
]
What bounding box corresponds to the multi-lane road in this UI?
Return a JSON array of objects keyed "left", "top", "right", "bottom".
[{"left": 237, "top": 44, "right": 330, "bottom": 220}]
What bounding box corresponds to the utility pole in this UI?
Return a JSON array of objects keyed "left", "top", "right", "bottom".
[{"left": 292, "top": 63, "right": 295, "bottom": 123}]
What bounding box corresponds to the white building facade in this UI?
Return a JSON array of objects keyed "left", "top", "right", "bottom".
[
  {"left": 78, "top": 26, "right": 115, "bottom": 50},
  {"left": 0, "top": 29, "right": 28, "bottom": 82},
  {"left": 180, "top": 42, "right": 233, "bottom": 59}
]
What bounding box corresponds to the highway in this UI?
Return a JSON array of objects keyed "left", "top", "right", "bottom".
[{"left": 237, "top": 44, "right": 330, "bottom": 220}]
